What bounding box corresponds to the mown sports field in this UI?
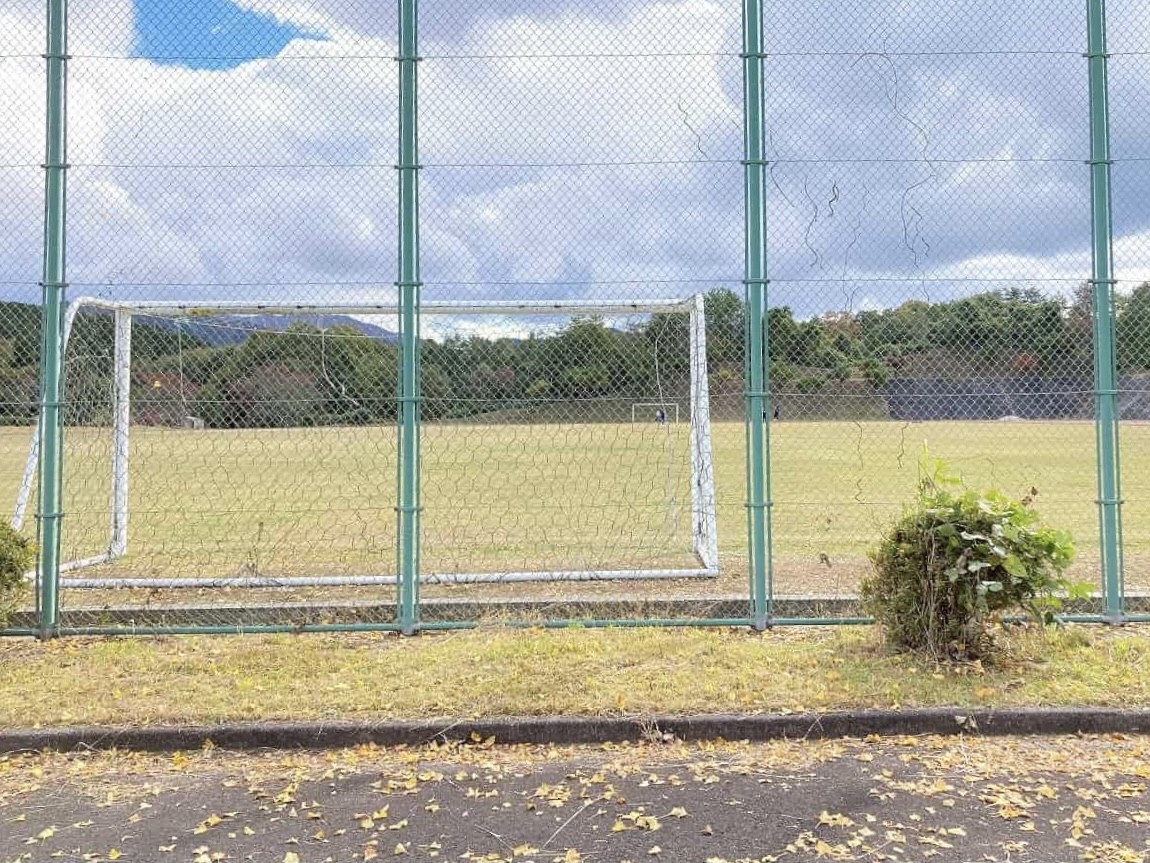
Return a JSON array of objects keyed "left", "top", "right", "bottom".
[{"left": 1, "top": 420, "right": 1147, "bottom": 603}]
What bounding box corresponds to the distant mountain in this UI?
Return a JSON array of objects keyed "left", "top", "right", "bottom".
[{"left": 147, "top": 314, "right": 399, "bottom": 347}]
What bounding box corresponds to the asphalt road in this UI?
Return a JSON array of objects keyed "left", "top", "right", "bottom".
[{"left": 2, "top": 734, "right": 1148, "bottom": 863}]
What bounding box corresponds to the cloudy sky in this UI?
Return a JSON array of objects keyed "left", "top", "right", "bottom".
[{"left": 3, "top": 0, "right": 1150, "bottom": 321}]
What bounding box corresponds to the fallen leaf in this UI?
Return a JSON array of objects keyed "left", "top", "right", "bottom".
[{"left": 818, "top": 811, "right": 855, "bottom": 828}]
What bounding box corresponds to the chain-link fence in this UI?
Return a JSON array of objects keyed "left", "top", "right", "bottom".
[
  {"left": 2, "top": 0, "right": 1148, "bottom": 635},
  {"left": 762, "top": 0, "right": 1104, "bottom": 614}
]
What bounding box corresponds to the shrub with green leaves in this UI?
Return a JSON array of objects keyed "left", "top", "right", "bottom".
[
  {"left": 0, "top": 522, "right": 34, "bottom": 627},
  {"left": 860, "top": 459, "right": 1079, "bottom": 661}
]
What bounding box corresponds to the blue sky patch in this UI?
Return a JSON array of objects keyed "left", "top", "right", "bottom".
[{"left": 132, "top": 0, "right": 309, "bottom": 70}]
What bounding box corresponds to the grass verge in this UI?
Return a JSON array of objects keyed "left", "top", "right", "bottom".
[{"left": 1, "top": 624, "right": 1148, "bottom": 728}]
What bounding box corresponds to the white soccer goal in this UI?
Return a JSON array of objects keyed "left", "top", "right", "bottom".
[{"left": 13, "top": 295, "right": 719, "bottom": 589}]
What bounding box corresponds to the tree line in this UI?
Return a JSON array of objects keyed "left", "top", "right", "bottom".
[{"left": 1, "top": 283, "right": 1149, "bottom": 427}]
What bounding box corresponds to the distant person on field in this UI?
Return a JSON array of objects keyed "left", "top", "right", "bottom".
[{"left": 655, "top": 408, "right": 667, "bottom": 424}]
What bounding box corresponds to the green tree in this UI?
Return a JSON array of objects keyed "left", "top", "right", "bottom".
[{"left": 1118, "top": 283, "right": 1150, "bottom": 372}]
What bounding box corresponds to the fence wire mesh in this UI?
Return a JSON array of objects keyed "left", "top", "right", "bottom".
[
  {"left": 52, "top": 308, "right": 402, "bottom": 628},
  {"left": 0, "top": 0, "right": 45, "bottom": 631},
  {"left": 414, "top": 0, "right": 744, "bottom": 624},
  {"left": 1, "top": 0, "right": 1148, "bottom": 633},
  {"left": 760, "top": 0, "right": 1106, "bottom": 615},
  {"left": 1112, "top": 0, "right": 1150, "bottom": 599}
]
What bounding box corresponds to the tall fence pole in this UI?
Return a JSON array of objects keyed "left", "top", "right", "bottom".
[
  {"left": 396, "top": 0, "right": 423, "bottom": 634},
  {"left": 742, "top": 0, "right": 773, "bottom": 629},
  {"left": 36, "top": 0, "right": 70, "bottom": 639},
  {"left": 1086, "top": 0, "right": 1125, "bottom": 621}
]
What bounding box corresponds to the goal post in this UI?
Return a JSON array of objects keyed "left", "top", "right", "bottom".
[
  {"left": 11, "top": 300, "right": 130, "bottom": 572},
  {"left": 14, "top": 294, "right": 719, "bottom": 587}
]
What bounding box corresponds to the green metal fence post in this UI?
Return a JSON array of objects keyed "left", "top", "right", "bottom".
[
  {"left": 396, "top": 0, "right": 422, "bottom": 634},
  {"left": 35, "top": 0, "right": 69, "bottom": 640},
  {"left": 1086, "top": 0, "right": 1125, "bottom": 622},
  {"left": 742, "top": 0, "right": 773, "bottom": 630}
]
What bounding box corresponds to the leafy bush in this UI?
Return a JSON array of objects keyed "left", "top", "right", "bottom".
[
  {"left": 0, "top": 522, "right": 34, "bottom": 627},
  {"left": 860, "top": 459, "right": 1079, "bottom": 661}
]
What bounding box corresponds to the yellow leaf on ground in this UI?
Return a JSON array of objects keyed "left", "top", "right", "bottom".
[{"left": 818, "top": 811, "right": 855, "bottom": 828}]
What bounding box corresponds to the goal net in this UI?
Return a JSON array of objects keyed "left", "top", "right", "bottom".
[{"left": 13, "top": 296, "right": 718, "bottom": 593}]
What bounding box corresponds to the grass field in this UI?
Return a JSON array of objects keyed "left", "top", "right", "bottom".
[
  {"left": 1, "top": 419, "right": 1148, "bottom": 607},
  {"left": 4, "top": 626, "right": 1150, "bottom": 726}
]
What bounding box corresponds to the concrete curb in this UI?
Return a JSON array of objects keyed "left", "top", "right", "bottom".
[{"left": 2, "top": 708, "right": 1148, "bottom": 753}]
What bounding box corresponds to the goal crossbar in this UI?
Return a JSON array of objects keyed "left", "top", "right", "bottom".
[
  {"left": 63, "top": 296, "right": 700, "bottom": 317},
  {"left": 14, "top": 294, "right": 720, "bottom": 588}
]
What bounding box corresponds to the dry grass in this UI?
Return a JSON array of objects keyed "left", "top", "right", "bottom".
[{"left": 1, "top": 624, "right": 1148, "bottom": 728}]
